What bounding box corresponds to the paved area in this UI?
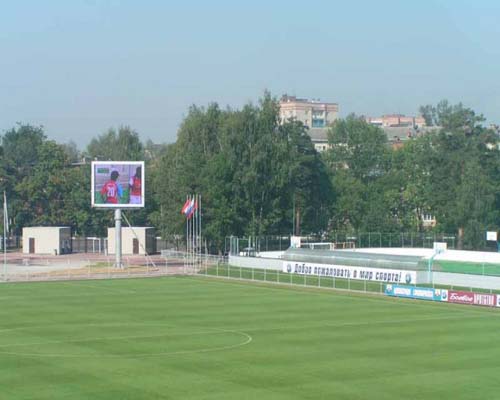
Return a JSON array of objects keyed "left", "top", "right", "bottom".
[{"left": 0, "top": 251, "right": 174, "bottom": 279}]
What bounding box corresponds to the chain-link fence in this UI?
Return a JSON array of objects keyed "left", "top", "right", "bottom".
[
  {"left": 4, "top": 236, "right": 185, "bottom": 255},
  {"left": 350, "top": 232, "right": 456, "bottom": 249},
  {"left": 227, "top": 232, "right": 459, "bottom": 255},
  {"left": 0, "top": 235, "right": 22, "bottom": 251},
  {"left": 71, "top": 237, "right": 108, "bottom": 253}
]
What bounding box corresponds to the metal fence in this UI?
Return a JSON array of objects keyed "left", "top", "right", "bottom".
[
  {"left": 161, "top": 249, "right": 226, "bottom": 274},
  {"left": 349, "top": 232, "right": 457, "bottom": 249},
  {"left": 71, "top": 237, "right": 108, "bottom": 254},
  {"left": 197, "top": 263, "right": 500, "bottom": 295},
  {"left": 1, "top": 251, "right": 226, "bottom": 284},
  {"left": 3, "top": 250, "right": 500, "bottom": 294},
  {"left": 3, "top": 236, "right": 185, "bottom": 255},
  {"left": 227, "top": 233, "right": 459, "bottom": 255},
  {"left": 2, "top": 255, "right": 166, "bottom": 283},
  {"left": 0, "top": 235, "right": 22, "bottom": 250}
]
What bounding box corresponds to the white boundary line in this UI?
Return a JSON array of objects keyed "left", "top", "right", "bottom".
[
  {"left": 177, "top": 275, "right": 499, "bottom": 314},
  {"left": 59, "top": 281, "right": 137, "bottom": 294},
  {"left": 0, "top": 323, "right": 252, "bottom": 358}
]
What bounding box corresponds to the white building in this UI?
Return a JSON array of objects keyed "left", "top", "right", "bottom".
[
  {"left": 107, "top": 227, "right": 156, "bottom": 255},
  {"left": 22, "top": 227, "right": 72, "bottom": 255},
  {"left": 279, "top": 95, "right": 339, "bottom": 128}
]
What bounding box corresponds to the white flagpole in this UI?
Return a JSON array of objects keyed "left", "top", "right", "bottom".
[
  {"left": 192, "top": 194, "right": 195, "bottom": 269},
  {"left": 197, "top": 194, "right": 200, "bottom": 255},
  {"left": 189, "top": 194, "right": 192, "bottom": 270},
  {"left": 190, "top": 194, "right": 193, "bottom": 270},
  {"left": 199, "top": 194, "right": 202, "bottom": 255},
  {"left": 185, "top": 195, "right": 188, "bottom": 273},
  {"left": 194, "top": 194, "right": 197, "bottom": 263},
  {"left": 3, "top": 191, "right": 7, "bottom": 280}
]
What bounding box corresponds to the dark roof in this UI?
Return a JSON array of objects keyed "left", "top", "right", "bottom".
[
  {"left": 383, "top": 126, "right": 439, "bottom": 143},
  {"left": 307, "top": 127, "right": 329, "bottom": 142},
  {"left": 383, "top": 126, "right": 415, "bottom": 142}
]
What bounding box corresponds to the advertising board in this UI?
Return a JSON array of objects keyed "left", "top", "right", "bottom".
[
  {"left": 473, "top": 293, "right": 496, "bottom": 307},
  {"left": 448, "top": 290, "right": 475, "bottom": 305},
  {"left": 385, "top": 285, "right": 444, "bottom": 302},
  {"left": 386, "top": 286, "right": 498, "bottom": 308},
  {"left": 283, "top": 262, "right": 417, "bottom": 284},
  {"left": 448, "top": 290, "right": 497, "bottom": 307},
  {"left": 91, "top": 161, "right": 145, "bottom": 208}
]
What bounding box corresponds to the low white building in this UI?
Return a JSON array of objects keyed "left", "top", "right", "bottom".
[
  {"left": 22, "top": 227, "right": 72, "bottom": 255},
  {"left": 107, "top": 227, "right": 156, "bottom": 255}
]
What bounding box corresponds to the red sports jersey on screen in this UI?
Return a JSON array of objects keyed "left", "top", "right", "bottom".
[
  {"left": 131, "top": 176, "right": 141, "bottom": 196},
  {"left": 101, "top": 181, "right": 119, "bottom": 203}
]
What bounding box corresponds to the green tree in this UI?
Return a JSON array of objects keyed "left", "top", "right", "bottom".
[
  {"left": 86, "top": 126, "right": 144, "bottom": 161},
  {"left": 325, "top": 116, "right": 390, "bottom": 232},
  {"left": 60, "top": 141, "right": 81, "bottom": 164},
  {"left": 15, "top": 141, "right": 69, "bottom": 226},
  {"left": 154, "top": 93, "right": 333, "bottom": 251},
  {"left": 326, "top": 115, "right": 388, "bottom": 182},
  {"left": 412, "top": 101, "right": 495, "bottom": 248},
  {"left": 419, "top": 100, "right": 485, "bottom": 133},
  {"left": 2, "top": 124, "right": 46, "bottom": 175}
]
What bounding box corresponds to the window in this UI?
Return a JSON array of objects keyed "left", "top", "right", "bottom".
[{"left": 312, "top": 119, "right": 325, "bottom": 127}]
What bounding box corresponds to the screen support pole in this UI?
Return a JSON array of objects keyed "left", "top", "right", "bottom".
[{"left": 115, "top": 208, "right": 123, "bottom": 269}]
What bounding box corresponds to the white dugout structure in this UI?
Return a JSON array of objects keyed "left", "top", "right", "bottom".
[{"left": 229, "top": 247, "right": 500, "bottom": 291}]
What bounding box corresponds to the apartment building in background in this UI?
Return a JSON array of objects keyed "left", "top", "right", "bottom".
[
  {"left": 365, "top": 114, "right": 426, "bottom": 129},
  {"left": 365, "top": 113, "right": 431, "bottom": 149},
  {"left": 279, "top": 95, "right": 339, "bottom": 152}
]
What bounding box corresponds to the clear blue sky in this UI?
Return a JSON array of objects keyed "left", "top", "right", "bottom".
[{"left": 1, "top": 0, "right": 499, "bottom": 148}]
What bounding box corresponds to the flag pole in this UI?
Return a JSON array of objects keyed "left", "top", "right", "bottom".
[
  {"left": 195, "top": 194, "right": 198, "bottom": 256},
  {"left": 3, "top": 191, "right": 7, "bottom": 281},
  {"left": 185, "top": 195, "right": 189, "bottom": 273},
  {"left": 197, "top": 193, "right": 200, "bottom": 257},
  {"left": 190, "top": 194, "right": 193, "bottom": 270},
  {"left": 192, "top": 194, "right": 195, "bottom": 269},
  {"left": 199, "top": 194, "right": 202, "bottom": 255}
]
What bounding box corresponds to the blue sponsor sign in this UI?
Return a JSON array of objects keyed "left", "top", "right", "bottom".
[{"left": 385, "top": 284, "right": 444, "bottom": 302}]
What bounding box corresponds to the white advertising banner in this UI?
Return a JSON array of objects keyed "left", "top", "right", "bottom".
[
  {"left": 290, "top": 236, "right": 301, "bottom": 248},
  {"left": 282, "top": 261, "right": 417, "bottom": 284},
  {"left": 486, "top": 231, "right": 497, "bottom": 242}
]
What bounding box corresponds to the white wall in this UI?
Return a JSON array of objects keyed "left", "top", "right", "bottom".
[
  {"left": 229, "top": 255, "right": 282, "bottom": 271},
  {"left": 345, "top": 247, "right": 500, "bottom": 264},
  {"left": 108, "top": 227, "right": 155, "bottom": 255},
  {"left": 22, "top": 227, "right": 71, "bottom": 255},
  {"left": 432, "top": 272, "right": 500, "bottom": 290}
]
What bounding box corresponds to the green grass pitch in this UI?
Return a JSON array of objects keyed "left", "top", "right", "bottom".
[
  {"left": 1, "top": 276, "right": 500, "bottom": 399},
  {"left": 434, "top": 260, "right": 500, "bottom": 276}
]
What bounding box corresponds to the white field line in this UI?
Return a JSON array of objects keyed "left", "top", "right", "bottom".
[
  {"left": 1, "top": 273, "right": 498, "bottom": 319},
  {"left": 0, "top": 326, "right": 252, "bottom": 358},
  {"left": 179, "top": 275, "right": 500, "bottom": 315},
  {"left": 225, "top": 312, "right": 500, "bottom": 335},
  {"left": 59, "top": 281, "right": 137, "bottom": 294},
  {"left": 0, "top": 328, "right": 242, "bottom": 348},
  {"left": 0, "top": 310, "right": 495, "bottom": 359}
]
